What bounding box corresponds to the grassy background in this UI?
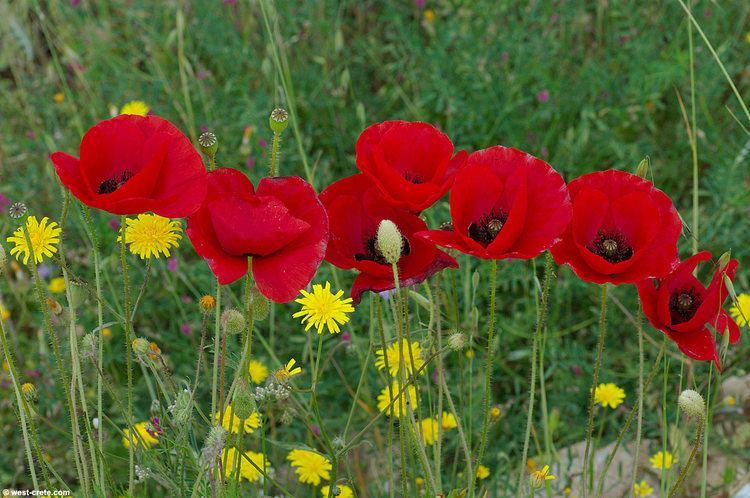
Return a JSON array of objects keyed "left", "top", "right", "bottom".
[{"left": 1, "top": 0, "right": 749, "bottom": 495}]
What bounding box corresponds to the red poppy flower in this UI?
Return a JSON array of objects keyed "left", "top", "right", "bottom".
[
  {"left": 50, "top": 115, "right": 207, "bottom": 217},
  {"left": 355, "top": 120, "right": 467, "bottom": 213},
  {"left": 550, "top": 170, "right": 681, "bottom": 285},
  {"left": 319, "top": 174, "right": 457, "bottom": 303},
  {"left": 186, "top": 168, "right": 328, "bottom": 303},
  {"left": 417, "top": 146, "right": 571, "bottom": 260},
  {"left": 636, "top": 251, "right": 740, "bottom": 369}
]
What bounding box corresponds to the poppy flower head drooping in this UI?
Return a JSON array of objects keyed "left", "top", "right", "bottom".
[
  {"left": 320, "top": 174, "right": 457, "bottom": 303},
  {"left": 355, "top": 120, "right": 468, "bottom": 213},
  {"left": 50, "top": 115, "right": 207, "bottom": 217},
  {"left": 417, "top": 146, "right": 572, "bottom": 260},
  {"left": 636, "top": 251, "right": 740, "bottom": 369},
  {"left": 186, "top": 168, "right": 328, "bottom": 303},
  {"left": 550, "top": 170, "right": 681, "bottom": 285}
]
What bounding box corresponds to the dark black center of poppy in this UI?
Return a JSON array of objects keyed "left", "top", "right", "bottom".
[
  {"left": 468, "top": 210, "right": 508, "bottom": 246},
  {"left": 669, "top": 287, "right": 702, "bottom": 324},
  {"left": 355, "top": 235, "right": 411, "bottom": 265},
  {"left": 586, "top": 230, "right": 633, "bottom": 264},
  {"left": 98, "top": 170, "right": 134, "bottom": 194},
  {"left": 403, "top": 172, "right": 424, "bottom": 184}
]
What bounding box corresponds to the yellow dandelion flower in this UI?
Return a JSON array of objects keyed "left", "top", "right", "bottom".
[
  {"left": 215, "top": 405, "right": 261, "bottom": 434},
  {"left": 287, "top": 449, "right": 332, "bottom": 486},
  {"left": 725, "top": 396, "right": 736, "bottom": 407},
  {"left": 222, "top": 448, "right": 268, "bottom": 482},
  {"left": 415, "top": 477, "right": 425, "bottom": 487},
  {"left": 419, "top": 418, "right": 439, "bottom": 445},
  {"left": 633, "top": 479, "right": 654, "bottom": 497},
  {"left": 21, "top": 383, "right": 35, "bottom": 396},
  {"left": 275, "top": 358, "right": 302, "bottom": 381},
  {"left": 424, "top": 8, "right": 435, "bottom": 23},
  {"left": 47, "top": 277, "right": 66, "bottom": 293},
  {"left": 729, "top": 293, "right": 750, "bottom": 327},
  {"left": 119, "top": 214, "right": 181, "bottom": 259},
  {"left": 120, "top": 100, "right": 150, "bottom": 116},
  {"left": 293, "top": 282, "right": 354, "bottom": 335},
  {"left": 530, "top": 464, "right": 555, "bottom": 487},
  {"left": 248, "top": 359, "right": 269, "bottom": 385},
  {"left": 1, "top": 303, "right": 10, "bottom": 321},
  {"left": 7, "top": 216, "right": 62, "bottom": 265},
  {"left": 102, "top": 327, "right": 112, "bottom": 338},
  {"left": 53, "top": 92, "right": 64, "bottom": 104},
  {"left": 476, "top": 464, "right": 490, "bottom": 480},
  {"left": 375, "top": 338, "right": 425, "bottom": 377},
  {"left": 564, "top": 487, "right": 573, "bottom": 496},
  {"left": 122, "top": 421, "right": 159, "bottom": 449},
  {"left": 649, "top": 451, "right": 674, "bottom": 470},
  {"left": 440, "top": 411, "right": 457, "bottom": 431},
  {"left": 594, "top": 382, "right": 626, "bottom": 409},
  {"left": 200, "top": 294, "right": 216, "bottom": 312},
  {"left": 377, "top": 381, "right": 417, "bottom": 417},
  {"left": 321, "top": 485, "right": 353, "bottom": 498},
  {"left": 490, "top": 405, "right": 502, "bottom": 418},
  {"left": 465, "top": 349, "right": 475, "bottom": 359}
]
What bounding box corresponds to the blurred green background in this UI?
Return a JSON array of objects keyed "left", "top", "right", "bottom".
[{"left": 1, "top": 0, "right": 749, "bottom": 495}]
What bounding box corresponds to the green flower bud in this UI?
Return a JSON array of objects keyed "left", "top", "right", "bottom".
[
  {"left": 198, "top": 132, "right": 218, "bottom": 157},
  {"left": 269, "top": 108, "right": 289, "bottom": 134},
  {"left": 251, "top": 288, "right": 270, "bottom": 322},
  {"left": 80, "top": 332, "right": 98, "bottom": 359},
  {"left": 132, "top": 337, "right": 150, "bottom": 355},
  {"left": 375, "top": 219, "right": 403, "bottom": 265},
  {"left": 170, "top": 388, "right": 193, "bottom": 425},
  {"left": 678, "top": 389, "right": 705, "bottom": 419},
  {"left": 717, "top": 251, "right": 732, "bottom": 271},
  {"left": 232, "top": 382, "right": 257, "bottom": 421},
  {"left": 221, "top": 309, "right": 246, "bottom": 335},
  {"left": 635, "top": 157, "right": 649, "bottom": 178},
  {"left": 21, "top": 382, "right": 37, "bottom": 403},
  {"left": 447, "top": 332, "right": 466, "bottom": 351}
]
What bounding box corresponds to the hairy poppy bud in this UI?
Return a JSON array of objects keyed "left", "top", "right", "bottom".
[
  {"left": 269, "top": 108, "right": 289, "bottom": 134},
  {"left": 375, "top": 219, "right": 403, "bottom": 265},
  {"left": 447, "top": 332, "right": 466, "bottom": 351},
  {"left": 170, "top": 388, "right": 192, "bottom": 425},
  {"left": 80, "top": 332, "right": 98, "bottom": 359},
  {"left": 199, "top": 294, "right": 216, "bottom": 313},
  {"left": 251, "top": 288, "right": 270, "bottom": 321},
  {"left": 678, "top": 389, "right": 705, "bottom": 419},
  {"left": 198, "top": 132, "right": 218, "bottom": 157},
  {"left": 232, "top": 382, "right": 257, "bottom": 421},
  {"left": 132, "top": 337, "right": 150, "bottom": 355},
  {"left": 222, "top": 309, "right": 246, "bottom": 335}
]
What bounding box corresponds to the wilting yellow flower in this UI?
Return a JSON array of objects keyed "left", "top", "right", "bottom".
[
  {"left": 120, "top": 100, "right": 150, "bottom": 116},
  {"left": 321, "top": 485, "right": 353, "bottom": 498},
  {"left": 440, "top": 411, "right": 457, "bottom": 431},
  {"left": 1, "top": 303, "right": 10, "bottom": 321},
  {"left": 222, "top": 447, "right": 268, "bottom": 482},
  {"left": 729, "top": 293, "right": 750, "bottom": 327},
  {"left": 119, "top": 214, "right": 181, "bottom": 259},
  {"left": 275, "top": 358, "right": 302, "bottom": 381},
  {"left": 594, "top": 383, "right": 626, "bottom": 409},
  {"left": 293, "top": 282, "right": 354, "bottom": 334},
  {"left": 377, "top": 381, "right": 417, "bottom": 417},
  {"left": 53, "top": 92, "right": 64, "bottom": 104},
  {"left": 248, "top": 359, "right": 269, "bottom": 385},
  {"left": 527, "top": 458, "right": 537, "bottom": 472},
  {"left": 215, "top": 405, "right": 261, "bottom": 434},
  {"left": 7, "top": 216, "right": 62, "bottom": 265},
  {"left": 287, "top": 449, "right": 332, "bottom": 486},
  {"left": 476, "top": 464, "right": 490, "bottom": 480},
  {"left": 490, "top": 405, "right": 502, "bottom": 418},
  {"left": 375, "top": 338, "right": 425, "bottom": 377},
  {"left": 122, "top": 421, "right": 159, "bottom": 449},
  {"left": 633, "top": 479, "right": 654, "bottom": 497},
  {"left": 47, "top": 277, "right": 66, "bottom": 293},
  {"left": 419, "top": 418, "right": 439, "bottom": 445},
  {"left": 649, "top": 451, "right": 674, "bottom": 470},
  {"left": 530, "top": 464, "right": 555, "bottom": 488},
  {"left": 147, "top": 342, "right": 161, "bottom": 361}
]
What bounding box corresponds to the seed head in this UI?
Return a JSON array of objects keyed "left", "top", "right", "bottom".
[
  {"left": 198, "top": 132, "right": 218, "bottom": 157},
  {"left": 375, "top": 219, "right": 404, "bottom": 265},
  {"left": 9, "top": 202, "right": 27, "bottom": 219},
  {"left": 269, "top": 108, "right": 289, "bottom": 134},
  {"left": 447, "top": 332, "right": 467, "bottom": 351}
]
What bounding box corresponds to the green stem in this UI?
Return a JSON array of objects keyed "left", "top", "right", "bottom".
[
  {"left": 119, "top": 216, "right": 135, "bottom": 495},
  {"left": 518, "top": 253, "right": 554, "bottom": 494},
  {"left": 470, "top": 258, "right": 497, "bottom": 496},
  {"left": 669, "top": 422, "right": 704, "bottom": 497},
  {"left": 629, "top": 306, "right": 645, "bottom": 495},
  {"left": 700, "top": 364, "right": 714, "bottom": 497},
  {"left": 582, "top": 284, "right": 608, "bottom": 497},
  {"left": 210, "top": 279, "right": 222, "bottom": 419},
  {"left": 270, "top": 131, "right": 281, "bottom": 176}
]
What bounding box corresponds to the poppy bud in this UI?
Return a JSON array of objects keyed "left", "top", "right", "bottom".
[
  {"left": 375, "top": 219, "right": 403, "bottom": 265},
  {"left": 635, "top": 157, "right": 649, "bottom": 178},
  {"left": 199, "top": 294, "right": 216, "bottom": 313},
  {"left": 250, "top": 288, "right": 270, "bottom": 321},
  {"left": 221, "top": 309, "right": 245, "bottom": 335},
  {"left": 678, "top": 389, "right": 705, "bottom": 419},
  {"left": 269, "top": 108, "right": 289, "bottom": 134},
  {"left": 232, "top": 382, "right": 257, "bottom": 421},
  {"left": 198, "top": 132, "right": 218, "bottom": 157},
  {"left": 21, "top": 382, "right": 37, "bottom": 402},
  {"left": 717, "top": 251, "right": 732, "bottom": 271},
  {"left": 447, "top": 332, "right": 466, "bottom": 351},
  {"left": 132, "top": 337, "right": 150, "bottom": 355},
  {"left": 80, "top": 332, "right": 98, "bottom": 359}
]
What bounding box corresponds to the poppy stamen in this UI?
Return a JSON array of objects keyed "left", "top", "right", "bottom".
[
  {"left": 669, "top": 287, "right": 702, "bottom": 324},
  {"left": 403, "top": 172, "right": 424, "bottom": 184},
  {"left": 98, "top": 170, "right": 134, "bottom": 194},
  {"left": 468, "top": 210, "right": 508, "bottom": 246},
  {"left": 587, "top": 230, "right": 633, "bottom": 264}
]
